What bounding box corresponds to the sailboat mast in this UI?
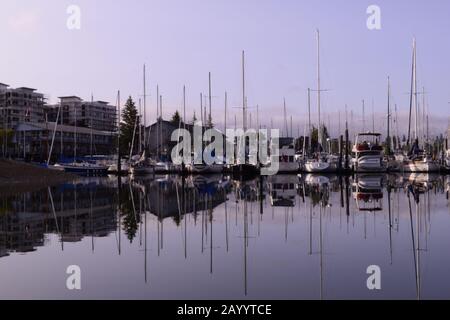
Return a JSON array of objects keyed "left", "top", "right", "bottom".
[
  {"left": 414, "top": 40, "right": 418, "bottom": 143},
  {"left": 183, "top": 85, "right": 186, "bottom": 131},
  {"left": 224, "top": 92, "right": 228, "bottom": 132},
  {"left": 317, "top": 29, "right": 322, "bottom": 147},
  {"left": 224, "top": 91, "right": 227, "bottom": 159},
  {"left": 143, "top": 64, "right": 147, "bottom": 152},
  {"left": 387, "top": 76, "right": 391, "bottom": 154},
  {"left": 74, "top": 101, "right": 77, "bottom": 160},
  {"left": 283, "top": 98, "right": 287, "bottom": 137},
  {"left": 208, "top": 72, "right": 212, "bottom": 128},
  {"left": 138, "top": 98, "right": 142, "bottom": 154},
  {"left": 308, "top": 88, "right": 312, "bottom": 134},
  {"left": 407, "top": 38, "right": 415, "bottom": 146},
  {"left": 362, "top": 99, "right": 365, "bottom": 133},
  {"left": 242, "top": 51, "right": 246, "bottom": 132},
  {"left": 156, "top": 85, "right": 159, "bottom": 158},
  {"left": 422, "top": 87, "right": 426, "bottom": 148},
  {"left": 117, "top": 90, "right": 121, "bottom": 173}
]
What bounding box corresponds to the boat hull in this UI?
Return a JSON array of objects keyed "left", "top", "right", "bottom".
[
  {"left": 58, "top": 165, "right": 108, "bottom": 176},
  {"left": 187, "top": 164, "right": 224, "bottom": 174},
  {"left": 354, "top": 155, "right": 385, "bottom": 172},
  {"left": 402, "top": 160, "right": 440, "bottom": 173},
  {"left": 304, "top": 160, "right": 330, "bottom": 173}
]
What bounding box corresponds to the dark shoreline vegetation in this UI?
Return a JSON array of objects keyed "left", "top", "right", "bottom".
[{"left": 0, "top": 160, "right": 76, "bottom": 195}]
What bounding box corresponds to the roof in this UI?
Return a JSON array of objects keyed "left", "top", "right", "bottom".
[
  {"left": 147, "top": 119, "right": 216, "bottom": 133},
  {"left": 0, "top": 83, "right": 9, "bottom": 87},
  {"left": 356, "top": 132, "right": 382, "bottom": 136},
  {"left": 14, "top": 122, "right": 115, "bottom": 136},
  {"left": 16, "top": 87, "right": 37, "bottom": 92},
  {"left": 59, "top": 96, "right": 82, "bottom": 100}
]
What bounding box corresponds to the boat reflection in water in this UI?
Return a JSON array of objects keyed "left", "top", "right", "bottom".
[
  {"left": 352, "top": 175, "right": 384, "bottom": 212},
  {"left": 268, "top": 175, "right": 298, "bottom": 207},
  {"left": 0, "top": 173, "right": 449, "bottom": 299}
]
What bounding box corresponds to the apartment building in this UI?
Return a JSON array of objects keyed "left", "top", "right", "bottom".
[
  {"left": 47, "top": 96, "right": 117, "bottom": 132},
  {"left": 0, "top": 83, "right": 46, "bottom": 129}
]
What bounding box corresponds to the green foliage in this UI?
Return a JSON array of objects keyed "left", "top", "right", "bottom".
[
  {"left": 119, "top": 97, "right": 139, "bottom": 156},
  {"left": 310, "top": 125, "right": 329, "bottom": 152},
  {"left": 119, "top": 186, "right": 141, "bottom": 242},
  {"left": 170, "top": 110, "right": 183, "bottom": 125}
]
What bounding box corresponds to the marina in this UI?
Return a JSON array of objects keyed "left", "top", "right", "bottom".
[{"left": 1, "top": 0, "right": 450, "bottom": 304}]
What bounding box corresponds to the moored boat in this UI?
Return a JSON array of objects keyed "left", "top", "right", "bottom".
[{"left": 352, "top": 133, "right": 385, "bottom": 172}]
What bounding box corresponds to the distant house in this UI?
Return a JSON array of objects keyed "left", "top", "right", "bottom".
[{"left": 145, "top": 119, "right": 225, "bottom": 161}]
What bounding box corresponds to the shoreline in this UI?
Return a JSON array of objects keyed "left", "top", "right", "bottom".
[{"left": 0, "top": 160, "right": 76, "bottom": 196}]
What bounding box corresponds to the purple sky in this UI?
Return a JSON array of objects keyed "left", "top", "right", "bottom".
[{"left": 1, "top": 0, "right": 449, "bottom": 136}]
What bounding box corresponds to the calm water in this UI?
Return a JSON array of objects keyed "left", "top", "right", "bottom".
[{"left": 0, "top": 173, "right": 449, "bottom": 300}]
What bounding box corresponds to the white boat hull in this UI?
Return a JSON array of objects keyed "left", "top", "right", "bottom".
[
  {"left": 355, "top": 155, "right": 384, "bottom": 172},
  {"left": 304, "top": 160, "right": 330, "bottom": 173}
]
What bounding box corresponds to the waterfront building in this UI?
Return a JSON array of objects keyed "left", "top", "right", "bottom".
[
  {"left": 13, "top": 122, "right": 116, "bottom": 162},
  {"left": 145, "top": 119, "right": 226, "bottom": 161},
  {"left": 46, "top": 96, "right": 117, "bottom": 132},
  {"left": 0, "top": 83, "right": 46, "bottom": 129}
]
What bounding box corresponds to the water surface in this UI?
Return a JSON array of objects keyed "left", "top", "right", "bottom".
[{"left": 0, "top": 173, "right": 449, "bottom": 299}]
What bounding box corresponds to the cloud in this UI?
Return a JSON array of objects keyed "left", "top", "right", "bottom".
[{"left": 7, "top": 10, "right": 40, "bottom": 32}]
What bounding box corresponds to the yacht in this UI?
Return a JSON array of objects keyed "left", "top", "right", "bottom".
[
  {"left": 272, "top": 137, "right": 299, "bottom": 173},
  {"left": 54, "top": 160, "right": 108, "bottom": 176},
  {"left": 352, "top": 133, "right": 385, "bottom": 172}
]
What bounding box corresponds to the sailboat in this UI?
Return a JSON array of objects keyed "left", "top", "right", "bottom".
[
  {"left": 186, "top": 76, "right": 224, "bottom": 174},
  {"left": 271, "top": 99, "right": 299, "bottom": 173},
  {"left": 403, "top": 39, "right": 440, "bottom": 173},
  {"left": 130, "top": 65, "right": 171, "bottom": 176},
  {"left": 231, "top": 51, "right": 259, "bottom": 178},
  {"left": 304, "top": 30, "right": 331, "bottom": 173}
]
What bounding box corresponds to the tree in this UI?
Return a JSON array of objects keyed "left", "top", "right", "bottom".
[
  {"left": 119, "top": 96, "right": 139, "bottom": 157},
  {"left": 0, "top": 129, "right": 13, "bottom": 158},
  {"left": 310, "top": 124, "right": 329, "bottom": 153},
  {"left": 170, "top": 110, "right": 182, "bottom": 125},
  {"left": 119, "top": 187, "right": 140, "bottom": 243}
]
